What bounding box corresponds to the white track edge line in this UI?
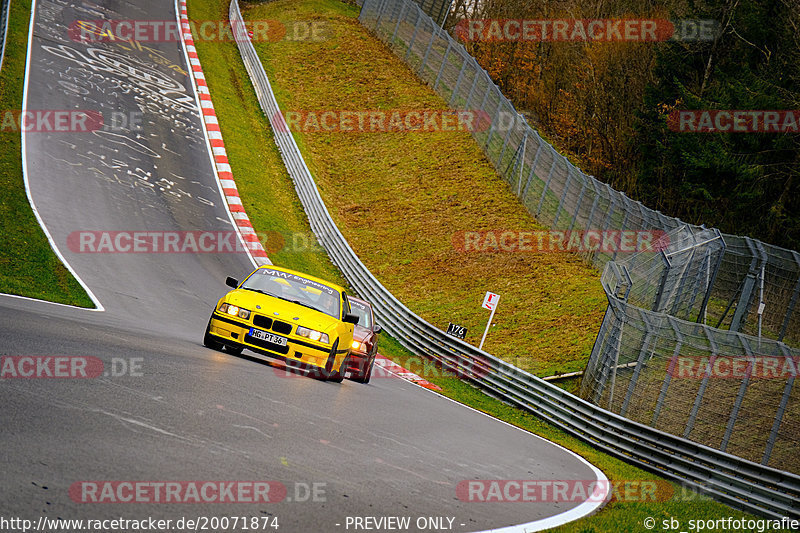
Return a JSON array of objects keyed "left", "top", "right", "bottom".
[{"left": 17, "top": 0, "right": 104, "bottom": 312}]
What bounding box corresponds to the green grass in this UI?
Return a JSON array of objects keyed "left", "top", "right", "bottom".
[
  {"left": 185, "top": 0, "right": 793, "bottom": 529},
  {"left": 0, "top": 0, "right": 93, "bottom": 307},
  {"left": 240, "top": 0, "right": 607, "bottom": 380}
]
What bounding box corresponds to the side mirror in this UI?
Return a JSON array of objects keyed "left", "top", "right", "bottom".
[
  {"left": 226, "top": 276, "right": 239, "bottom": 288},
  {"left": 343, "top": 313, "right": 359, "bottom": 325},
  {"left": 373, "top": 324, "right": 383, "bottom": 334}
]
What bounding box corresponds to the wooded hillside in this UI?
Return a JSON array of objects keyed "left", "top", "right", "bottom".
[{"left": 448, "top": 0, "right": 800, "bottom": 249}]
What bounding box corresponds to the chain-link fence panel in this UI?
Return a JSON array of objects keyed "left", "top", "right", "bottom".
[{"left": 360, "top": 0, "right": 800, "bottom": 474}]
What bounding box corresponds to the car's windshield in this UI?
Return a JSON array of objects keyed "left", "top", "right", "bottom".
[
  {"left": 242, "top": 268, "right": 341, "bottom": 319},
  {"left": 347, "top": 298, "right": 372, "bottom": 329}
]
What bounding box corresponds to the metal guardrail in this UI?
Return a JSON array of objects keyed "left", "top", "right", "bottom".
[
  {"left": 0, "top": 0, "right": 11, "bottom": 73},
  {"left": 228, "top": 0, "right": 800, "bottom": 521}
]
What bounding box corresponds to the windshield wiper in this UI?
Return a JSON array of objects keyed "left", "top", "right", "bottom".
[
  {"left": 290, "top": 299, "right": 320, "bottom": 312},
  {"left": 242, "top": 287, "right": 275, "bottom": 297}
]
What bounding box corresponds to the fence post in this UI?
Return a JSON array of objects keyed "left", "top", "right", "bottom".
[
  {"left": 652, "top": 316, "right": 684, "bottom": 426},
  {"left": 449, "top": 53, "right": 468, "bottom": 106},
  {"left": 390, "top": 1, "right": 407, "bottom": 42},
  {"left": 684, "top": 325, "right": 718, "bottom": 439},
  {"left": 668, "top": 240, "right": 697, "bottom": 317},
  {"left": 652, "top": 251, "right": 672, "bottom": 313},
  {"left": 419, "top": 20, "right": 439, "bottom": 77},
  {"left": 778, "top": 251, "right": 800, "bottom": 342},
  {"left": 515, "top": 130, "right": 528, "bottom": 196},
  {"left": 720, "top": 334, "right": 755, "bottom": 452},
  {"left": 697, "top": 229, "right": 726, "bottom": 323},
  {"left": 730, "top": 237, "right": 763, "bottom": 333},
  {"left": 404, "top": 6, "right": 422, "bottom": 60},
  {"left": 611, "top": 208, "right": 630, "bottom": 262},
  {"left": 497, "top": 115, "right": 517, "bottom": 168},
  {"left": 584, "top": 304, "right": 613, "bottom": 400},
  {"left": 522, "top": 139, "right": 543, "bottom": 197},
  {"left": 620, "top": 310, "right": 655, "bottom": 417},
  {"left": 462, "top": 58, "right": 480, "bottom": 109},
  {"left": 536, "top": 151, "right": 559, "bottom": 217},
  {"left": 433, "top": 40, "right": 452, "bottom": 90},
  {"left": 374, "top": 0, "right": 389, "bottom": 32},
  {"left": 762, "top": 344, "right": 796, "bottom": 465},
  {"left": 552, "top": 165, "right": 574, "bottom": 227},
  {"left": 584, "top": 180, "right": 601, "bottom": 230},
  {"left": 567, "top": 178, "right": 588, "bottom": 233}
]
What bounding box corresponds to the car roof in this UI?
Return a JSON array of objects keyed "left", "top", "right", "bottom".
[{"left": 256, "top": 264, "right": 348, "bottom": 295}]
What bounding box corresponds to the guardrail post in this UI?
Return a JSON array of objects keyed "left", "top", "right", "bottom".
[
  {"left": 762, "top": 344, "right": 796, "bottom": 465},
  {"left": 620, "top": 310, "right": 655, "bottom": 417},
  {"left": 778, "top": 251, "right": 800, "bottom": 342},
  {"left": 720, "top": 335, "right": 754, "bottom": 452},
  {"left": 684, "top": 325, "right": 718, "bottom": 439},
  {"left": 652, "top": 316, "right": 684, "bottom": 426}
]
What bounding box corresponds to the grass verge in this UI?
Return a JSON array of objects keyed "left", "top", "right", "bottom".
[
  {"left": 186, "top": 0, "right": 792, "bottom": 530},
  {"left": 0, "top": 0, "right": 93, "bottom": 307},
  {"left": 247, "top": 0, "right": 607, "bottom": 380}
]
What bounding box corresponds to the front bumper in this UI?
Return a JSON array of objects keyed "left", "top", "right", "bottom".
[{"left": 208, "top": 312, "right": 347, "bottom": 369}]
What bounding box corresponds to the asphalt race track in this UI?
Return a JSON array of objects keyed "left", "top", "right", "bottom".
[{"left": 0, "top": 0, "right": 607, "bottom": 531}]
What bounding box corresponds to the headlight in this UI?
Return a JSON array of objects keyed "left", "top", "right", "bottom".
[
  {"left": 219, "top": 302, "right": 251, "bottom": 320},
  {"left": 351, "top": 340, "right": 364, "bottom": 351},
  {"left": 297, "top": 326, "right": 329, "bottom": 344}
]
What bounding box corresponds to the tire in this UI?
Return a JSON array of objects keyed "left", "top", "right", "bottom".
[
  {"left": 309, "top": 339, "right": 339, "bottom": 381},
  {"left": 352, "top": 353, "right": 375, "bottom": 384},
  {"left": 328, "top": 353, "right": 350, "bottom": 383},
  {"left": 203, "top": 318, "right": 224, "bottom": 351}
]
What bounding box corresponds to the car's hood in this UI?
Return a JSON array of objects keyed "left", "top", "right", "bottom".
[
  {"left": 353, "top": 325, "right": 374, "bottom": 343},
  {"left": 226, "top": 289, "right": 339, "bottom": 332}
]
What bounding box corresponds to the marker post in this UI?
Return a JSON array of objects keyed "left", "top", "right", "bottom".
[{"left": 479, "top": 292, "right": 499, "bottom": 351}]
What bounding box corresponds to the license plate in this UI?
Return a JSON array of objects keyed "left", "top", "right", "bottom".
[{"left": 249, "top": 328, "right": 288, "bottom": 346}]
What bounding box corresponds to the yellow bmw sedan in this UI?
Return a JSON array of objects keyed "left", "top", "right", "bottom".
[{"left": 203, "top": 265, "right": 359, "bottom": 382}]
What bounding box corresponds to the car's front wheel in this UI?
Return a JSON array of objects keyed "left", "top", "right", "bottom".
[
  {"left": 328, "top": 353, "right": 350, "bottom": 383},
  {"left": 203, "top": 318, "right": 223, "bottom": 351}
]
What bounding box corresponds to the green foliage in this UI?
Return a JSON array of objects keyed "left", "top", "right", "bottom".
[{"left": 634, "top": 0, "right": 800, "bottom": 249}]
